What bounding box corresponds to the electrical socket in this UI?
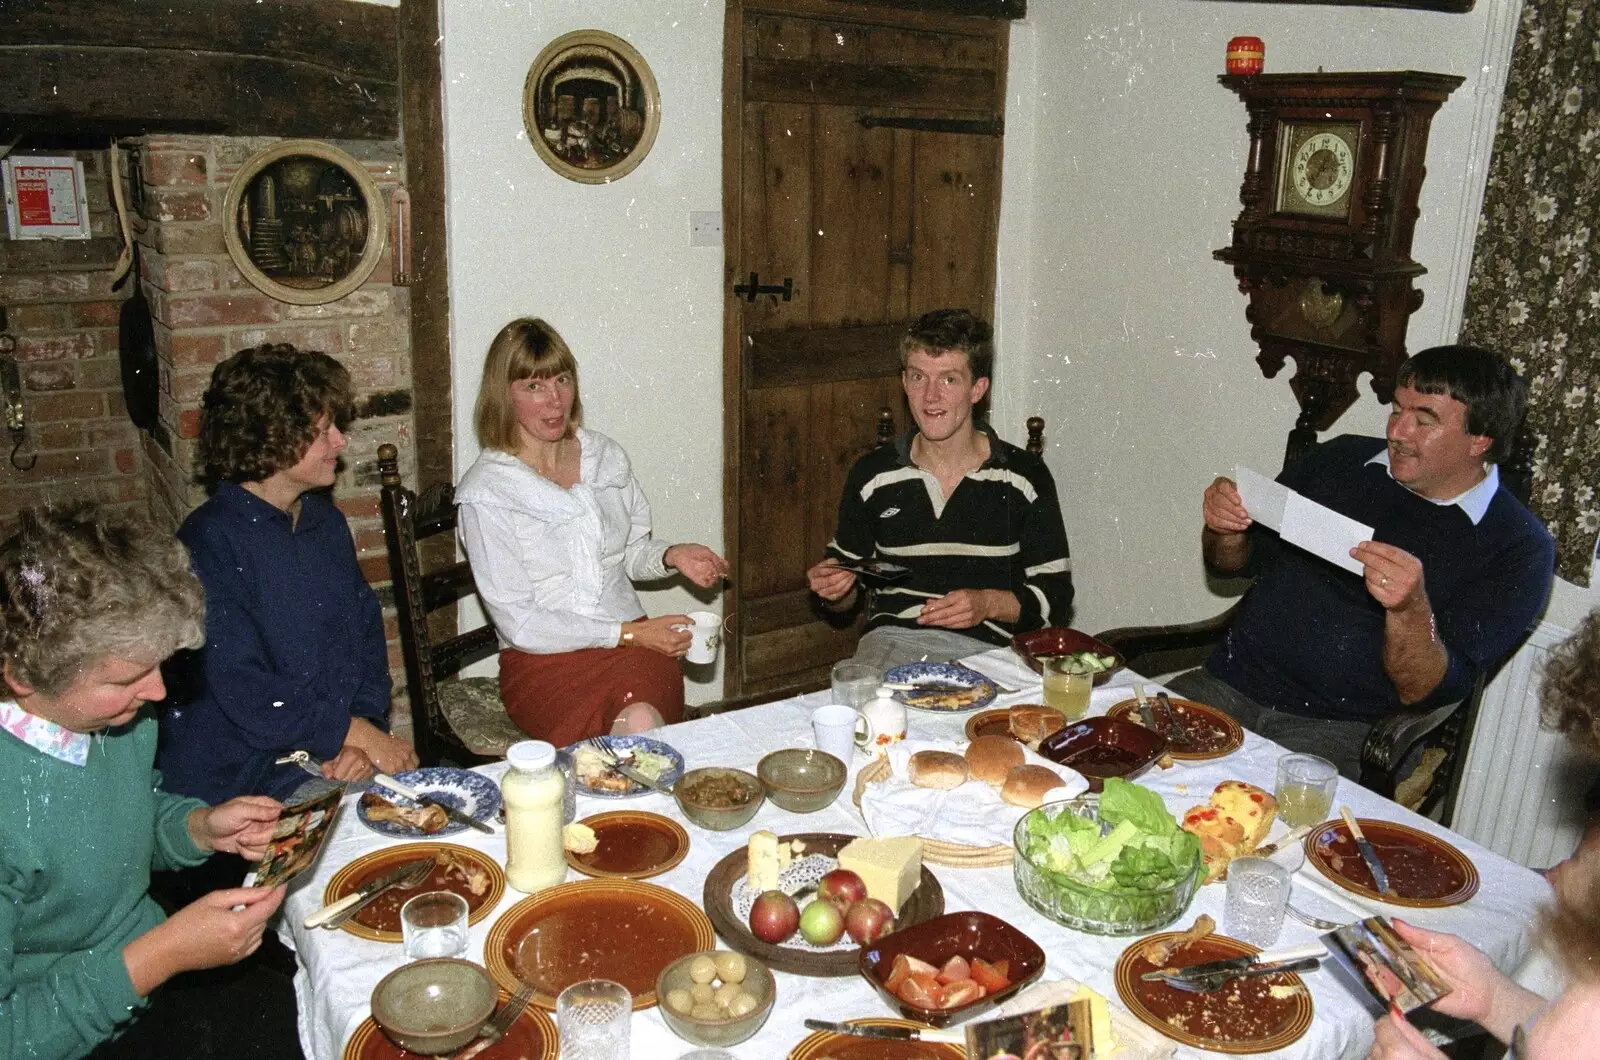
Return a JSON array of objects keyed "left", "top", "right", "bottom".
[{"left": 688, "top": 211, "right": 722, "bottom": 248}]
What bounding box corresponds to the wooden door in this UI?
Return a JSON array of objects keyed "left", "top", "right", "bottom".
[{"left": 721, "top": 0, "right": 1009, "bottom": 701}]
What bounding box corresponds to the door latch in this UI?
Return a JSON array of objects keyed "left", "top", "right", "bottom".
[{"left": 732, "top": 272, "right": 793, "bottom": 303}]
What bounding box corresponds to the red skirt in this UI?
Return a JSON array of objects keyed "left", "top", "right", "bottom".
[{"left": 497, "top": 644, "right": 685, "bottom": 747}]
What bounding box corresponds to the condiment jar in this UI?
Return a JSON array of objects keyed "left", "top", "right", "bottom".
[
  {"left": 860, "top": 684, "right": 908, "bottom": 757},
  {"left": 502, "top": 740, "right": 567, "bottom": 894}
]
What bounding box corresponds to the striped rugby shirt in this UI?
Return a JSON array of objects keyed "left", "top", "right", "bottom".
[{"left": 825, "top": 423, "right": 1074, "bottom": 646}]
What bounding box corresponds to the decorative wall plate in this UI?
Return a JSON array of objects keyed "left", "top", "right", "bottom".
[
  {"left": 222, "top": 139, "right": 386, "bottom": 305},
  {"left": 522, "top": 30, "right": 661, "bottom": 184}
]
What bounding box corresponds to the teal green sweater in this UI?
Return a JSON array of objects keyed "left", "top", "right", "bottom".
[{"left": 0, "top": 708, "right": 208, "bottom": 1060}]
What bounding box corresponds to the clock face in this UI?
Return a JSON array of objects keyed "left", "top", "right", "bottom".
[{"left": 1274, "top": 122, "right": 1361, "bottom": 221}]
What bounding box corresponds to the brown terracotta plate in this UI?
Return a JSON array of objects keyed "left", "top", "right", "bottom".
[
  {"left": 1114, "top": 932, "right": 1313, "bottom": 1054},
  {"left": 564, "top": 810, "right": 689, "bottom": 880},
  {"left": 964, "top": 707, "right": 1016, "bottom": 742},
  {"left": 702, "top": 832, "right": 945, "bottom": 978},
  {"left": 341, "top": 1001, "right": 558, "bottom": 1060},
  {"left": 1106, "top": 697, "right": 1244, "bottom": 760},
  {"left": 323, "top": 843, "right": 505, "bottom": 942},
  {"left": 483, "top": 878, "right": 713, "bottom": 1010},
  {"left": 1306, "top": 818, "right": 1480, "bottom": 907},
  {"left": 788, "top": 1019, "right": 965, "bottom": 1060}
]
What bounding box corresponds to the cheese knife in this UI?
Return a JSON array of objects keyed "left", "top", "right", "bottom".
[
  {"left": 1255, "top": 824, "right": 1313, "bottom": 858},
  {"left": 372, "top": 773, "right": 495, "bottom": 834},
  {"left": 803, "top": 1019, "right": 965, "bottom": 1043},
  {"left": 1340, "top": 806, "right": 1393, "bottom": 895}
]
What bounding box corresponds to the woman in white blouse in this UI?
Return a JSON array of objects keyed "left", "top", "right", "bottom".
[{"left": 456, "top": 318, "right": 727, "bottom": 746}]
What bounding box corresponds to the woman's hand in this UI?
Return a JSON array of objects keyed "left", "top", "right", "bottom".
[
  {"left": 1387, "top": 920, "right": 1543, "bottom": 1041},
  {"left": 189, "top": 796, "right": 283, "bottom": 859},
  {"left": 344, "top": 717, "right": 420, "bottom": 775},
  {"left": 623, "top": 615, "right": 693, "bottom": 657},
  {"left": 665, "top": 544, "right": 729, "bottom": 589},
  {"left": 1369, "top": 1008, "right": 1448, "bottom": 1060},
  {"left": 124, "top": 885, "right": 286, "bottom": 995}
]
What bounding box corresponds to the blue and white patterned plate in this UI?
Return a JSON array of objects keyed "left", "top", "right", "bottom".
[
  {"left": 884, "top": 661, "right": 998, "bottom": 712},
  {"left": 560, "top": 734, "right": 686, "bottom": 799},
  {"left": 357, "top": 767, "right": 501, "bottom": 838}
]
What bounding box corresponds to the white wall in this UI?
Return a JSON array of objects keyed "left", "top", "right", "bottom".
[{"left": 439, "top": 1, "right": 729, "bottom": 701}]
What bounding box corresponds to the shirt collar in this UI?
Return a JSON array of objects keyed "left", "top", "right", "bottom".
[
  {"left": 894, "top": 421, "right": 1009, "bottom": 468},
  {"left": 216, "top": 480, "right": 329, "bottom": 530},
  {"left": 1366, "top": 449, "right": 1499, "bottom": 525},
  {"left": 0, "top": 699, "right": 90, "bottom": 766}
]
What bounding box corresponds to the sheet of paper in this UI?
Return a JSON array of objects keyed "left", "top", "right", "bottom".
[
  {"left": 1282, "top": 492, "right": 1373, "bottom": 575},
  {"left": 1234, "top": 464, "right": 1287, "bottom": 531}
]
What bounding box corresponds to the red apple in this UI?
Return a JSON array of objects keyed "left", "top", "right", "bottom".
[
  {"left": 817, "top": 868, "right": 867, "bottom": 911},
  {"left": 749, "top": 890, "right": 800, "bottom": 944},
  {"left": 844, "top": 897, "right": 896, "bottom": 944},
  {"left": 798, "top": 897, "right": 846, "bottom": 945}
]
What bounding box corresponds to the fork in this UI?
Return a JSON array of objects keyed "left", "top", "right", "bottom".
[
  {"left": 321, "top": 858, "right": 434, "bottom": 929},
  {"left": 1285, "top": 903, "right": 1348, "bottom": 931},
  {"left": 581, "top": 736, "right": 617, "bottom": 763},
  {"left": 450, "top": 979, "right": 537, "bottom": 1060}
]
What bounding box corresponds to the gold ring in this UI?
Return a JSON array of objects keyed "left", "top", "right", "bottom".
[{"left": 1380, "top": 575, "right": 1389, "bottom": 587}]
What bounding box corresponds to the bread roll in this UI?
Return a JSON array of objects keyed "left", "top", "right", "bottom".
[
  {"left": 965, "top": 735, "right": 1025, "bottom": 786},
  {"left": 1008, "top": 705, "right": 1066, "bottom": 748},
  {"left": 1000, "top": 764, "right": 1066, "bottom": 808},
  {"left": 907, "top": 750, "right": 969, "bottom": 790}
]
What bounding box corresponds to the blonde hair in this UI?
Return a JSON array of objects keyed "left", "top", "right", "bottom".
[
  {"left": 474, "top": 318, "right": 583, "bottom": 453},
  {"left": 1, "top": 504, "right": 204, "bottom": 698}
]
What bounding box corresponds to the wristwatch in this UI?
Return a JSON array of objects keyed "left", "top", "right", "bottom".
[{"left": 620, "top": 627, "right": 634, "bottom": 648}]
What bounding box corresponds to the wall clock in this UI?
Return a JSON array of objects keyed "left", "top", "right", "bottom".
[{"left": 1215, "top": 72, "right": 1463, "bottom": 465}]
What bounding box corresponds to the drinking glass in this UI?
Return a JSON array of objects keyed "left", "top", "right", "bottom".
[
  {"left": 400, "top": 890, "right": 469, "bottom": 960},
  {"left": 1041, "top": 657, "right": 1093, "bottom": 720},
  {"left": 556, "top": 979, "right": 631, "bottom": 1060},
  {"left": 1275, "top": 753, "right": 1339, "bottom": 828},
  {"left": 830, "top": 662, "right": 880, "bottom": 708},
  {"left": 1224, "top": 856, "right": 1290, "bottom": 948}
]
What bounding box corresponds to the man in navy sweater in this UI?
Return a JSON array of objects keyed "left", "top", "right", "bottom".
[{"left": 1169, "top": 345, "right": 1556, "bottom": 779}]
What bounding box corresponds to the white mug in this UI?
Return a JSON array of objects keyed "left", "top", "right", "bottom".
[
  {"left": 812, "top": 703, "right": 873, "bottom": 761},
  {"left": 675, "top": 610, "right": 721, "bottom": 665}
]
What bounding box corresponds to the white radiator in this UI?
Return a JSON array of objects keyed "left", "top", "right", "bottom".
[{"left": 1451, "top": 620, "right": 1597, "bottom": 869}]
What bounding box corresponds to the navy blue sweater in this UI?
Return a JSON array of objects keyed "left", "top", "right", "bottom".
[
  {"left": 1207, "top": 436, "right": 1554, "bottom": 723},
  {"left": 158, "top": 483, "right": 392, "bottom": 803}
]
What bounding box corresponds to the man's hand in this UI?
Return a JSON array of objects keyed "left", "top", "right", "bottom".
[
  {"left": 807, "top": 558, "right": 858, "bottom": 603},
  {"left": 1203, "top": 476, "right": 1253, "bottom": 534},
  {"left": 665, "top": 544, "right": 730, "bottom": 589},
  {"left": 188, "top": 796, "right": 283, "bottom": 859},
  {"left": 1350, "top": 541, "right": 1427, "bottom": 612},
  {"left": 321, "top": 743, "right": 377, "bottom": 783},
  {"left": 917, "top": 589, "right": 1020, "bottom": 630},
  {"left": 345, "top": 717, "right": 419, "bottom": 775}
]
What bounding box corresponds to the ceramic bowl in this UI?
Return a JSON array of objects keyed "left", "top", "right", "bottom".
[
  {"left": 858, "top": 911, "right": 1046, "bottom": 1028},
  {"left": 370, "top": 957, "right": 497, "bottom": 1055},
  {"left": 1037, "top": 715, "right": 1169, "bottom": 792},
  {"left": 1010, "top": 627, "right": 1124, "bottom": 684},
  {"left": 674, "top": 767, "right": 765, "bottom": 831},
  {"left": 656, "top": 951, "right": 776, "bottom": 1047},
  {"left": 756, "top": 749, "right": 846, "bottom": 813}
]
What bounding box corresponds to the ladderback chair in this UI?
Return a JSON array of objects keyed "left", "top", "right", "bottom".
[{"left": 378, "top": 443, "right": 524, "bottom": 766}]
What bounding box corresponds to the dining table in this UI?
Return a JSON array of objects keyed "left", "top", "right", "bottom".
[{"left": 279, "top": 646, "right": 1558, "bottom": 1060}]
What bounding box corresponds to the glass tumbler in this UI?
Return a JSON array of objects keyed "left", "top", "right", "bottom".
[
  {"left": 400, "top": 890, "right": 469, "bottom": 960},
  {"left": 1223, "top": 856, "right": 1290, "bottom": 948},
  {"left": 830, "top": 662, "right": 880, "bottom": 708},
  {"left": 1041, "top": 657, "right": 1093, "bottom": 720},
  {"left": 1275, "top": 753, "right": 1339, "bottom": 829},
  {"left": 556, "top": 979, "right": 631, "bottom": 1060}
]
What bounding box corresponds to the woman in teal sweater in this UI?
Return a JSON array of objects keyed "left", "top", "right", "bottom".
[{"left": 0, "top": 505, "right": 290, "bottom": 1060}]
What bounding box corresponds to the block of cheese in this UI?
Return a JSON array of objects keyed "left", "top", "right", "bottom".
[
  {"left": 745, "top": 830, "right": 804, "bottom": 893},
  {"left": 1068, "top": 984, "right": 1114, "bottom": 1058},
  {"left": 837, "top": 836, "right": 923, "bottom": 912}
]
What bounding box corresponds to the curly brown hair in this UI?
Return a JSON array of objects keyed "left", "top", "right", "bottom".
[
  {"left": 198, "top": 344, "right": 355, "bottom": 484},
  {"left": 1540, "top": 608, "right": 1600, "bottom": 759},
  {"left": 1, "top": 503, "right": 203, "bottom": 698}
]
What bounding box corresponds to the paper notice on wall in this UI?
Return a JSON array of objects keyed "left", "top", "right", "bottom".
[{"left": 1236, "top": 465, "right": 1373, "bottom": 575}]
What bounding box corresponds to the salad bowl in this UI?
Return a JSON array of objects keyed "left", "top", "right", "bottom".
[
  {"left": 1010, "top": 628, "right": 1123, "bottom": 685},
  {"left": 1012, "top": 783, "right": 1201, "bottom": 936}
]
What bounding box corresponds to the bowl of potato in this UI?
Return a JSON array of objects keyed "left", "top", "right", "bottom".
[{"left": 655, "top": 949, "right": 775, "bottom": 1047}]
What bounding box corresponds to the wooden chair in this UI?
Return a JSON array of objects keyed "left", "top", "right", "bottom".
[{"left": 378, "top": 443, "right": 525, "bottom": 766}]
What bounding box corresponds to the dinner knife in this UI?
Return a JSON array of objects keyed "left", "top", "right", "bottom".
[
  {"left": 373, "top": 773, "right": 494, "bottom": 834},
  {"left": 303, "top": 856, "right": 435, "bottom": 928},
  {"left": 1152, "top": 957, "right": 1323, "bottom": 994},
  {"left": 1155, "top": 691, "right": 1195, "bottom": 746},
  {"left": 1254, "top": 824, "right": 1313, "bottom": 858},
  {"left": 607, "top": 760, "right": 674, "bottom": 795},
  {"left": 803, "top": 1019, "right": 965, "bottom": 1044},
  {"left": 1341, "top": 806, "right": 1393, "bottom": 895},
  {"left": 1139, "top": 942, "right": 1327, "bottom": 983}
]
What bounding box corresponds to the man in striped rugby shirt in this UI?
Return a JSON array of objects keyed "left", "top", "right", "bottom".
[{"left": 806, "top": 309, "right": 1075, "bottom": 671}]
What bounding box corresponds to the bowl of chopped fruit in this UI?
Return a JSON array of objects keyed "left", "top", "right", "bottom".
[{"left": 674, "top": 767, "right": 765, "bottom": 831}]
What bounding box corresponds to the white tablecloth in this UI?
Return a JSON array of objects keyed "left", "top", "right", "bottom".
[{"left": 282, "top": 649, "right": 1554, "bottom": 1059}]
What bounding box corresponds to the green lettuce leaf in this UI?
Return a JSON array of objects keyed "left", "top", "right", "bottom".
[{"left": 1100, "top": 776, "right": 1178, "bottom": 837}]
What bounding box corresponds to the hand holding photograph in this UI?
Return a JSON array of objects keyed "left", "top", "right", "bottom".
[
  {"left": 252, "top": 787, "right": 346, "bottom": 889},
  {"left": 1323, "top": 916, "right": 1452, "bottom": 1015}
]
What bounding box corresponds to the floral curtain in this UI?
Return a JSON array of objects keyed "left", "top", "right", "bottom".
[{"left": 1459, "top": 0, "right": 1599, "bottom": 587}]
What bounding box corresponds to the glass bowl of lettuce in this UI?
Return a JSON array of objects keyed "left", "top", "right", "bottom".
[{"left": 1012, "top": 777, "right": 1201, "bottom": 935}]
